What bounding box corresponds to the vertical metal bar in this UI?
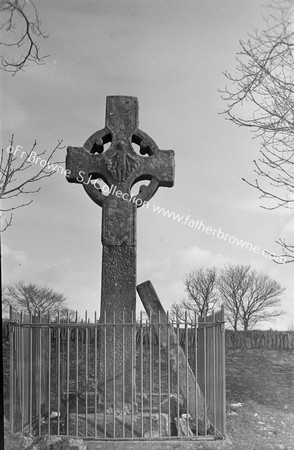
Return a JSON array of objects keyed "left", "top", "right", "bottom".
[
  {"left": 213, "top": 311, "right": 216, "bottom": 436},
  {"left": 20, "top": 312, "right": 24, "bottom": 434},
  {"left": 16, "top": 312, "right": 20, "bottom": 433},
  {"left": 24, "top": 313, "right": 29, "bottom": 433},
  {"left": 104, "top": 310, "right": 107, "bottom": 438},
  {"left": 167, "top": 312, "right": 171, "bottom": 437},
  {"left": 38, "top": 311, "right": 42, "bottom": 437},
  {"left": 176, "top": 311, "right": 180, "bottom": 426},
  {"left": 18, "top": 314, "right": 22, "bottom": 430},
  {"left": 29, "top": 312, "right": 32, "bottom": 435},
  {"left": 221, "top": 305, "right": 226, "bottom": 435},
  {"left": 131, "top": 310, "right": 134, "bottom": 439},
  {"left": 94, "top": 311, "right": 98, "bottom": 439},
  {"left": 113, "top": 311, "right": 116, "bottom": 438},
  {"left": 48, "top": 312, "right": 51, "bottom": 436},
  {"left": 208, "top": 313, "right": 213, "bottom": 435},
  {"left": 158, "top": 311, "right": 162, "bottom": 437},
  {"left": 16, "top": 312, "right": 20, "bottom": 434},
  {"left": 9, "top": 307, "right": 14, "bottom": 434},
  {"left": 80, "top": 315, "right": 84, "bottom": 435},
  {"left": 203, "top": 314, "right": 207, "bottom": 437},
  {"left": 140, "top": 312, "right": 144, "bottom": 437},
  {"left": 15, "top": 312, "right": 18, "bottom": 432},
  {"left": 185, "top": 311, "right": 189, "bottom": 436},
  {"left": 149, "top": 310, "right": 152, "bottom": 437},
  {"left": 57, "top": 311, "right": 61, "bottom": 435},
  {"left": 85, "top": 311, "right": 88, "bottom": 437},
  {"left": 66, "top": 311, "right": 70, "bottom": 436},
  {"left": 215, "top": 312, "right": 219, "bottom": 434},
  {"left": 122, "top": 310, "right": 125, "bottom": 438},
  {"left": 18, "top": 313, "right": 21, "bottom": 432},
  {"left": 75, "top": 311, "right": 79, "bottom": 437},
  {"left": 194, "top": 311, "right": 198, "bottom": 436},
  {"left": 15, "top": 312, "right": 18, "bottom": 433}
]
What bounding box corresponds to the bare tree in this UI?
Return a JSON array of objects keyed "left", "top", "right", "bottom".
[
  {"left": 171, "top": 267, "right": 219, "bottom": 323},
  {"left": 0, "top": 0, "right": 48, "bottom": 75},
  {"left": 2, "top": 281, "right": 75, "bottom": 319},
  {"left": 218, "top": 265, "right": 251, "bottom": 330},
  {"left": 0, "top": 135, "right": 64, "bottom": 231},
  {"left": 219, "top": 265, "right": 285, "bottom": 330},
  {"left": 221, "top": 0, "right": 294, "bottom": 262}
]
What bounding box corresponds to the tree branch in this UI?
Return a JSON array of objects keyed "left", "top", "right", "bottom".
[
  {"left": 0, "top": 0, "right": 48, "bottom": 75},
  {"left": 0, "top": 136, "right": 65, "bottom": 230}
]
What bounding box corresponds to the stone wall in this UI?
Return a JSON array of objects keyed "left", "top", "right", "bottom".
[
  {"left": 226, "top": 329, "right": 294, "bottom": 350},
  {"left": 225, "top": 330, "right": 294, "bottom": 412}
]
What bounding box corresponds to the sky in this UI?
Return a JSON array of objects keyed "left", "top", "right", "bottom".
[{"left": 1, "top": 0, "right": 294, "bottom": 329}]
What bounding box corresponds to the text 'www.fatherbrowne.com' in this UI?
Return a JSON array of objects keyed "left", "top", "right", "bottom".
[
  {"left": 7, "top": 143, "right": 285, "bottom": 264},
  {"left": 151, "top": 204, "right": 285, "bottom": 264}
]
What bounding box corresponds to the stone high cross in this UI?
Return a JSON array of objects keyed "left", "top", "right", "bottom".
[{"left": 66, "top": 96, "right": 175, "bottom": 396}]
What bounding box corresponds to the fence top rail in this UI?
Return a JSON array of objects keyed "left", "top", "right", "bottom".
[
  {"left": 9, "top": 305, "right": 225, "bottom": 326},
  {"left": 8, "top": 320, "right": 225, "bottom": 329}
]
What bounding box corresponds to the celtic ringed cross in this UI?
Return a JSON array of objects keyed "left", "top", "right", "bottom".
[{"left": 66, "top": 96, "right": 175, "bottom": 395}]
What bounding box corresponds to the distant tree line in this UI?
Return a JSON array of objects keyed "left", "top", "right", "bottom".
[{"left": 171, "top": 265, "right": 285, "bottom": 331}]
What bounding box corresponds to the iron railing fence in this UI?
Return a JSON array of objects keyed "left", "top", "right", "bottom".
[{"left": 8, "top": 306, "right": 225, "bottom": 441}]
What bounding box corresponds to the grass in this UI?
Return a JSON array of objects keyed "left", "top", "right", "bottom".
[{"left": 226, "top": 400, "right": 294, "bottom": 450}]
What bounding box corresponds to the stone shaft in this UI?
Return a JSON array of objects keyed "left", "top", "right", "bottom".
[{"left": 99, "top": 245, "right": 136, "bottom": 401}]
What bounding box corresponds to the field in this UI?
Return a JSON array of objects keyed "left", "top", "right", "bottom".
[{"left": 226, "top": 400, "right": 294, "bottom": 450}]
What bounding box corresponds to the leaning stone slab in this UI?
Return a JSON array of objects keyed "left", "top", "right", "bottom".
[{"left": 137, "top": 280, "right": 211, "bottom": 433}]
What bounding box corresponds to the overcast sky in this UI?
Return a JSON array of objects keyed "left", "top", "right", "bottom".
[{"left": 2, "top": 0, "right": 294, "bottom": 329}]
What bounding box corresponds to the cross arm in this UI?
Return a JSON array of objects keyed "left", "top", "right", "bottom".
[
  {"left": 132, "top": 150, "right": 175, "bottom": 187},
  {"left": 129, "top": 148, "right": 175, "bottom": 204},
  {"left": 66, "top": 146, "right": 107, "bottom": 183}
]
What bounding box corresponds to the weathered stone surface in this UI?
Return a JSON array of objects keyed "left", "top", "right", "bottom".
[
  {"left": 160, "top": 395, "right": 180, "bottom": 420},
  {"left": 174, "top": 417, "right": 194, "bottom": 436},
  {"left": 143, "top": 413, "right": 169, "bottom": 438},
  {"left": 69, "top": 412, "right": 169, "bottom": 439},
  {"left": 99, "top": 244, "right": 136, "bottom": 400},
  {"left": 66, "top": 96, "right": 175, "bottom": 401},
  {"left": 66, "top": 96, "right": 175, "bottom": 247},
  {"left": 66, "top": 97, "right": 175, "bottom": 216},
  {"left": 137, "top": 280, "right": 210, "bottom": 430}
]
